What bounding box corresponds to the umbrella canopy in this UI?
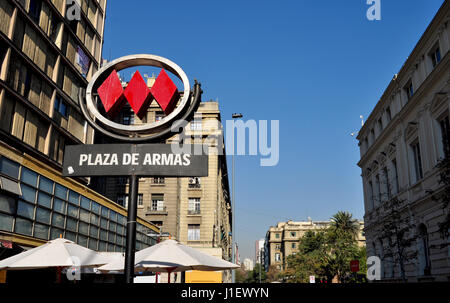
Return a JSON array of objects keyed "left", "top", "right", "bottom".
[
  {"left": 0, "top": 238, "right": 111, "bottom": 270},
  {"left": 98, "top": 239, "right": 239, "bottom": 272}
]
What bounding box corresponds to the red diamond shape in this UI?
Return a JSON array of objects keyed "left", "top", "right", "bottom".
[
  {"left": 97, "top": 70, "right": 125, "bottom": 118},
  {"left": 150, "top": 69, "right": 179, "bottom": 115},
  {"left": 123, "top": 71, "right": 152, "bottom": 120}
]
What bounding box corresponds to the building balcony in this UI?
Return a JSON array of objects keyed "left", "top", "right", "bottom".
[{"left": 146, "top": 206, "right": 168, "bottom": 215}]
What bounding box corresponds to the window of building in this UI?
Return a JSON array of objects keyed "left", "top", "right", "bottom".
[
  {"left": 117, "top": 194, "right": 128, "bottom": 208},
  {"left": 377, "top": 118, "right": 383, "bottom": 134},
  {"left": 151, "top": 194, "right": 164, "bottom": 211},
  {"left": 405, "top": 81, "right": 414, "bottom": 101},
  {"left": 188, "top": 224, "right": 200, "bottom": 241},
  {"left": 291, "top": 243, "right": 296, "bottom": 249},
  {"left": 368, "top": 180, "right": 374, "bottom": 209},
  {"left": 392, "top": 159, "right": 399, "bottom": 195},
  {"left": 28, "top": 0, "right": 43, "bottom": 23},
  {"left": 411, "top": 141, "right": 424, "bottom": 182},
  {"left": 370, "top": 129, "right": 375, "bottom": 143},
  {"left": 54, "top": 96, "right": 68, "bottom": 118},
  {"left": 0, "top": 157, "right": 20, "bottom": 179},
  {"left": 386, "top": 107, "right": 392, "bottom": 123},
  {"left": 138, "top": 194, "right": 143, "bottom": 207},
  {"left": 418, "top": 224, "right": 431, "bottom": 276},
  {"left": 275, "top": 244, "right": 280, "bottom": 250},
  {"left": 290, "top": 231, "right": 296, "bottom": 237},
  {"left": 275, "top": 253, "right": 281, "bottom": 262},
  {"left": 152, "top": 177, "right": 165, "bottom": 184},
  {"left": 188, "top": 177, "right": 201, "bottom": 189},
  {"left": 188, "top": 198, "right": 201, "bottom": 215},
  {"left": 190, "top": 119, "right": 202, "bottom": 131},
  {"left": 375, "top": 174, "right": 381, "bottom": 204},
  {"left": 430, "top": 44, "right": 441, "bottom": 69},
  {"left": 383, "top": 167, "right": 390, "bottom": 199},
  {"left": 275, "top": 233, "right": 280, "bottom": 239},
  {"left": 439, "top": 115, "right": 449, "bottom": 158}
]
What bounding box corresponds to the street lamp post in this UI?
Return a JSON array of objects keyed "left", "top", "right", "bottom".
[{"left": 231, "top": 113, "right": 243, "bottom": 283}]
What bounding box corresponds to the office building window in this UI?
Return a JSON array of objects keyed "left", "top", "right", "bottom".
[
  {"left": 439, "top": 116, "right": 450, "bottom": 157},
  {"left": 188, "top": 198, "right": 201, "bottom": 215},
  {"left": 375, "top": 174, "right": 381, "bottom": 203},
  {"left": 392, "top": 159, "right": 399, "bottom": 195},
  {"left": 190, "top": 119, "right": 202, "bottom": 131},
  {"left": 290, "top": 231, "right": 296, "bottom": 237},
  {"left": 0, "top": 1, "right": 13, "bottom": 36},
  {"left": 117, "top": 194, "right": 128, "bottom": 208},
  {"left": 188, "top": 177, "right": 201, "bottom": 188},
  {"left": 275, "top": 233, "right": 280, "bottom": 239},
  {"left": 430, "top": 44, "right": 441, "bottom": 68},
  {"left": 152, "top": 177, "right": 165, "bottom": 184},
  {"left": 411, "top": 141, "right": 424, "bottom": 182},
  {"left": 386, "top": 107, "right": 392, "bottom": 123},
  {"left": 275, "top": 253, "right": 281, "bottom": 262},
  {"left": 151, "top": 194, "right": 164, "bottom": 211},
  {"left": 138, "top": 194, "right": 143, "bottom": 207},
  {"left": 383, "top": 167, "right": 390, "bottom": 199},
  {"left": 54, "top": 96, "right": 68, "bottom": 117},
  {"left": 405, "top": 81, "right": 414, "bottom": 101},
  {"left": 292, "top": 243, "right": 296, "bottom": 249},
  {"left": 188, "top": 224, "right": 200, "bottom": 241}
]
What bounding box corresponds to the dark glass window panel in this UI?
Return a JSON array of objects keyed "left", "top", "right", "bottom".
[
  {"left": 67, "top": 204, "right": 79, "bottom": 218},
  {"left": 15, "top": 218, "right": 32, "bottom": 235},
  {"left": 109, "top": 222, "right": 116, "bottom": 233},
  {"left": 100, "top": 229, "right": 107, "bottom": 241},
  {"left": 34, "top": 223, "right": 49, "bottom": 240},
  {"left": 21, "top": 184, "right": 36, "bottom": 203},
  {"left": 39, "top": 176, "right": 53, "bottom": 193},
  {"left": 0, "top": 213, "right": 13, "bottom": 231},
  {"left": 90, "top": 213, "right": 99, "bottom": 225},
  {"left": 117, "top": 225, "right": 124, "bottom": 236},
  {"left": 0, "top": 157, "right": 20, "bottom": 179},
  {"left": 53, "top": 198, "right": 67, "bottom": 214},
  {"left": 55, "top": 184, "right": 68, "bottom": 200},
  {"left": 100, "top": 218, "right": 108, "bottom": 229},
  {"left": 20, "top": 167, "right": 38, "bottom": 186},
  {"left": 79, "top": 209, "right": 90, "bottom": 222},
  {"left": 89, "top": 226, "right": 98, "bottom": 238},
  {"left": 101, "top": 206, "right": 109, "bottom": 218},
  {"left": 66, "top": 217, "right": 77, "bottom": 232},
  {"left": 36, "top": 208, "right": 51, "bottom": 224},
  {"left": 37, "top": 192, "right": 52, "bottom": 208},
  {"left": 17, "top": 201, "right": 34, "bottom": 219},
  {"left": 80, "top": 196, "right": 90, "bottom": 210},
  {"left": 52, "top": 213, "right": 65, "bottom": 228},
  {"left": 107, "top": 243, "right": 114, "bottom": 252},
  {"left": 77, "top": 235, "right": 87, "bottom": 247},
  {"left": 88, "top": 238, "right": 98, "bottom": 250},
  {"left": 50, "top": 228, "right": 64, "bottom": 240},
  {"left": 68, "top": 190, "right": 80, "bottom": 205},
  {"left": 78, "top": 222, "right": 88, "bottom": 235},
  {"left": 116, "top": 235, "right": 123, "bottom": 246},
  {"left": 109, "top": 211, "right": 117, "bottom": 222},
  {"left": 0, "top": 194, "right": 17, "bottom": 214},
  {"left": 98, "top": 241, "right": 107, "bottom": 252},
  {"left": 91, "top": 202, "right": 100, "bottom": 214},
  {"left": 65, "top": 231, "right": 76, "bottom": 242},
  {"left": 108, "top": 233, "right": 115, "bottom": 243}
]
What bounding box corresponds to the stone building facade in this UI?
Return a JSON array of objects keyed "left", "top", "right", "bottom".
[
  {"left": 357, "top": 1, "right": 450, "bottom": 282},
  {"left": 264, "top": 219, "right": 365, "bottom": 271}
]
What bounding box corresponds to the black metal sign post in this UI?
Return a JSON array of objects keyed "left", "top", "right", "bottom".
[
  {"left": 124, "top": 174, "right": 139, "bottom": 283},
  {"left": 62, "top": 143, "right": 208, "bottom": 283}
]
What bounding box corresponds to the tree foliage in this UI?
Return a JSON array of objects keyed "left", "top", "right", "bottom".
[{"left": 280, "top": 211, "right": 365, "bottom": 283}]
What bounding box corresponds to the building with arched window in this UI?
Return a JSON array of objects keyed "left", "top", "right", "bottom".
[{"left": 357, "top": 1, "right": 450, "bottom": 282}]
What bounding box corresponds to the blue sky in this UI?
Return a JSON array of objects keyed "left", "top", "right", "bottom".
[{"left": 103, "top": 0, "right": 445, "bottom": 260}]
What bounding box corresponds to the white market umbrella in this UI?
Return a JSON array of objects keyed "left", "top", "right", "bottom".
[
  {"left": 0, "top": 238, "right": 111, "bottom": 271},
  {"left": 98, "top": 239, "right": 239, "bottom": 281}
]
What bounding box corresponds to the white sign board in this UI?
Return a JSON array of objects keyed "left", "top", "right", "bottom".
[{"left": 309, "top": 275, "right": 315, "bottom": 283}]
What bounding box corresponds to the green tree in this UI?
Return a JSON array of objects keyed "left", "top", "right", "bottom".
[
  {"left": 244, "top": 264, "right": 267, "bottom": 283},
  {"left": 330, "top": 211, "right": 360, "bottom": 239}
]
